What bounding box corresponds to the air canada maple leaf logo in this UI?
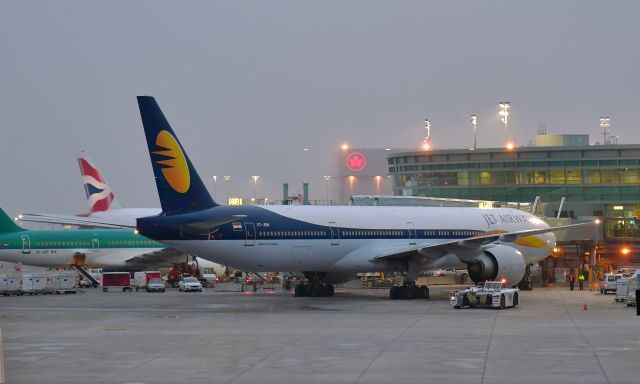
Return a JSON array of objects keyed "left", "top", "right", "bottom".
[{"left": 346, "top": 152, "right": 367, "bottom": 172}]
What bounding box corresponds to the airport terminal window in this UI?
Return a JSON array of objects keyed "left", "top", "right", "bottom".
[
  {"left": 565, "top": 169, "right": 583, "bottom": 184},
  {"left": 549, "top": 170, "right": 565, "bottom": 184},
  {"left": 457, "top": 171, "right": 469, "bottom": 185},
  {"left": 517, "top": 171, "right": 532, "bottom": 185},
  {"left": 619, "top": 168, "right": 639, "bottom": 183},
  {"left": 600, "top": 169, "right": 619, "bottom": 183},
  {"left": 479, "top": 171, "right": 492, "bottom": 185},
  {"left": 533, "top": 170, "right": 547, "bottom": 184},
  {"left": 585, "top": 169, "right": 600, "bottom": 184}
]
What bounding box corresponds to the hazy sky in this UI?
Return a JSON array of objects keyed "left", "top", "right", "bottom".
[{"left": 1, "top": 1, "right": 638, "bottom": 216}]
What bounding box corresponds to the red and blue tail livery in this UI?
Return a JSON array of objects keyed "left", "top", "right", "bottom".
[{"left": 77, "top": 150, "right": 121, "bottom": 213}]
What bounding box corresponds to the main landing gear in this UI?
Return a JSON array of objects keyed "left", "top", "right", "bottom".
[
  {"left": 294, "top": 281, "right": 335, "bottom": 297},
  {"left": 294, "top": 272, "right": 335, "bottom": 297},
  {"left": 389, "top": 280, "right": 429, "bottom": 300}
]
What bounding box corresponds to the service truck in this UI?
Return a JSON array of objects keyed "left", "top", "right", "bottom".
[
  {"left": 101, "top": 272, "right": 133, "bottom": 292},
  {"left": 133, "top": 271, "right": 162, "bottom": 291},
  {"left": 450, "top": 281, "right": 520, "bottom": 309}
]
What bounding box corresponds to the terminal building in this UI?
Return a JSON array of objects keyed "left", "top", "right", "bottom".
[{"left": 386, "top": 134, "right": 640, "bottom": 278}]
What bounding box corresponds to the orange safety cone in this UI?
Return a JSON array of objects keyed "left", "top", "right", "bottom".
[{"left": 583, "top": 303, "right": 589, "bottom": 311}]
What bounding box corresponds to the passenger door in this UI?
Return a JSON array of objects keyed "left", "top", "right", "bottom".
[
  {"left": 407, "top": 222, "right": 416, "bottom": 245},
  {"left": 92, "top": 239, "right": 99, "bottom": 252},
  {"left": 329, "top": 222, "right": 340, "bottom": 245},
  {"left": 21, "top": 235, "right": 31, "bottom": 254},
  {"left": 244, "top": 222, "right": 256, "bottom": 246}
]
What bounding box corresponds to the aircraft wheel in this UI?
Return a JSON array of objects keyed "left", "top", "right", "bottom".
[
  {"left": 294, "top": 283, "right": 306, "bottom": 297},
  {"left": 324, "top": 284, "right": 335, "bottom": 297},
  {"left": 419, "top": 285, "right": 429, "bottom": 299},
  {"left": 401, "top": 286, "right": 414, "bottom": 300},
  {"left": 389, "top": 286, "right": 400, "bottom": 300}
]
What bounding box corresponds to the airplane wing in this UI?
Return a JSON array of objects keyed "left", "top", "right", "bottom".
[
  {"left": 17, "top": 213, "right": 133, "bottom": 229},
  {"left": 179, "top": 216, "right": 247, "bottom": 236},
  {"left": 123, "top": 247, "right": 189, "bottom": 268},
  {"left": 371, "top": 221, "right": 595, "bottom": 263}
]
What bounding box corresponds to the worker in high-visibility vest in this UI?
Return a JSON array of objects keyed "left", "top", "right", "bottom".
[{"left": 578, "top": 272, "right": 585, "bottom": 291}]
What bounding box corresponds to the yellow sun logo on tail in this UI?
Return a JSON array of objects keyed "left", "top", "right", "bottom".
[{"left": 153, "top": 130, "right": 190, "bottom": 193}]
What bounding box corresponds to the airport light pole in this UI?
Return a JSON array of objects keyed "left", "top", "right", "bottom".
[
  {"left": 324, "top": 175, "right": 331, "bottom": 203},
  {"left": 600, "top": 116, "right": 610, "bottom": 145},
  {"left": 224, "top": 175, "right": 231, "bottom": 205},
  {"left": 499, "top": 101, "right": 510, "bottom": 145},
  {"left": 470, "top": 114, "right": 477, "bottom": 150},
  {"left": 211, "top": 176, "right": 217, "bottom": 201},
  {"left": 251, "top": 175, "right": 260, "bottom": 202},
  {"left": 423, "top": 119, "right": 431, "bottom": 150}
]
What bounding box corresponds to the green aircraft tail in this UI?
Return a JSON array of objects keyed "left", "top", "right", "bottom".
[{"left": 0, "top": 208, "right": 25, "bottom": 234}]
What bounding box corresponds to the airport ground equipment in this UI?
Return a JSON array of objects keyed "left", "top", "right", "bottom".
[
  {"left": 0, "top": 274, "right": 20, "bottom": 296},
  {"left": 450, "top": 281, "right": 519, "bottom": 309},
  {"left": 133, "top": 271, "right": 162, "bottom": 291},
  {"left": 616, "top": 280, "right": 630, "bottom": 302},
  {"left": 625, "top": 273, "right": 638, "bottom": 307},
  {"left": 21, "top": 273, "right": 48, "bottom": 295},
  {"left": 72, "top": 265, "right": 100, "bottom": 287},
  {"left": 49, "top": 271, "right": 77, "bottom": 294},
  {"left": 101, "top": 272, "right": 133, "bottom": 292}
]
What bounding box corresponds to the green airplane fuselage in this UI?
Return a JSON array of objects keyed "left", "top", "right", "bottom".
[{"left": 0, "top": 227, "right": 164, "bottom": 268}]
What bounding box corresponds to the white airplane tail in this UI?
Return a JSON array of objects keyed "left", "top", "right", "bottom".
[{"left": 76, "top": 150, "right": 122, "bottom": 213}]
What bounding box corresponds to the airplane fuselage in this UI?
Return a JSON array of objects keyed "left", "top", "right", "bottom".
[
  {"left": 0, "top": 229, "right": 163, "bottom": 268},
  {"left": 138, "top": 205, "right": 554, "bottom": 275}
]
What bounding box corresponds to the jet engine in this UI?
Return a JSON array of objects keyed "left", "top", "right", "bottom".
[{"left": 465, "top": 244, "right": 526, "bottom": 286}]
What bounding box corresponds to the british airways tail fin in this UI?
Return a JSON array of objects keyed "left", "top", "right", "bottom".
[
  {"left": 137, "top": 96, "right": 218, "bottom": 214},
  {"left": 76, "top": 150, "right": 122, "bottom": 213}
]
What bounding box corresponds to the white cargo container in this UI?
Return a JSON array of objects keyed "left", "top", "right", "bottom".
[
  {"left": 0, "top": 274, "right": 21, "bottom": 296},
  {"left": 50, "top": 271, "right": 78, "bottom": 294},
  {"left": 21, "top": 273, "right": 48, "bottom": 295}
]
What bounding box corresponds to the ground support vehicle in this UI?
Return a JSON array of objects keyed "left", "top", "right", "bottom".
[
  {"left": 133, "top": 271, "right": 162, "bottom": 291},
  {"left": 21, "top": 273, "right": 49, "bottom": 295},
  {"left": 600, "top": 273, "right": 623, "bottom": 294},
  {"left": 450, "top": 281, "right": 519, "bottom": 309},
  {"left": 178, "top": 277, "right": 203, "bottom": 292},
  {"left": 625, "top": 273, "right": 638, "bottom": 307},
  {"left": 0, "top": 274, "right": 21, "bottom": 296},
  {"left": 49, "top": 271, "right": 77, "bottom": 294},
  {"left": 146, "top": 278, "right": 166, "bottom": 292},
  {"left": 615, "top": 280, "right": 629, "bottom": 302},
  {"left": 101, "top": 272, "right": 133, "bottom": 292}
]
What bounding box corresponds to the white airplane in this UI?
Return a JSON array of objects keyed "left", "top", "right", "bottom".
[
  {"left": 133, "top": 96, "right": 595, "bottom": 299},
  {"left": 17, "top": 151, "right": 225, "bottom": 276}
]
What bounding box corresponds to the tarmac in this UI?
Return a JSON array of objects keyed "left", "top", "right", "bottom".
[{"left": 1, "top": 284, "right": 639, "bottom": 384}]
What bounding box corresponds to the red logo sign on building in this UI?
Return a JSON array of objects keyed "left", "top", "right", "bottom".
[{"left": 346, "top": 152, "right": 367, "bottom": 172}]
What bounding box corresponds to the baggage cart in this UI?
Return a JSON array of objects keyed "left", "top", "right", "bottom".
[
  {"left": 21, "top": 273, "right": 48, "bottom": 295},
  {"left": 50, "top": 271, "right": 78, "bottom": 294},
  {"left": 101, "top": 272, "right": 133, "bottom": 292},
  {"left": 0, "top": 274, "right": 21, "bottom": 296}
]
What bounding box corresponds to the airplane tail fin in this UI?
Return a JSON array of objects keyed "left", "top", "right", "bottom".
[
  {"left": 137, "top": 96, "right": 218, "bottom": 214},
  {"left": 0, "top": 208, "right": 25, "bottom": 234},
  {"left": 76, "top": 150, "right": 122, "bottom": 213}
]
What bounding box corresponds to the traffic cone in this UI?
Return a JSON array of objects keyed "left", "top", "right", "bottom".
[{"left": 583, "top": 303, "right": 588, "bottom": 311}]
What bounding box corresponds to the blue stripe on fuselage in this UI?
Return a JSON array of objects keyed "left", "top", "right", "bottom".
[{"left": 136, "top": 206, "right": 484, "bottom": 242}]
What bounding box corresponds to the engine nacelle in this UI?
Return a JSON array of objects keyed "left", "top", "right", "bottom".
[{"left": 466, "top": 245, "right": 526, "bottom": 287}]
